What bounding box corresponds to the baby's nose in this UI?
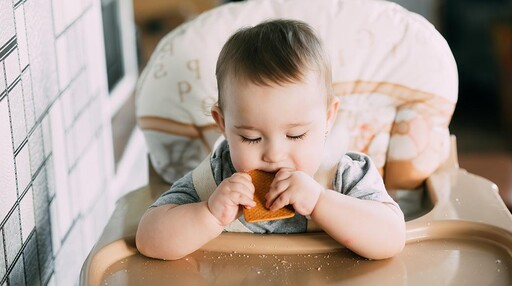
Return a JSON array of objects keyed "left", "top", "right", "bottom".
[{"left": 262, "top": 141, "right": 286, "bottom": 163}]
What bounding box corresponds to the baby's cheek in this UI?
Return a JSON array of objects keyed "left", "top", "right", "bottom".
[
  {"left": 231, "top": 154, "right": 254, "bottom": 173},
  {"left": 295, "top": 158, "right": 320, "bottom": 177}
]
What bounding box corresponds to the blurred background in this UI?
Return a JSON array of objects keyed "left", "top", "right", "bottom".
[{"left": 0, "top": 0, "right": 510, "bottom": 285}]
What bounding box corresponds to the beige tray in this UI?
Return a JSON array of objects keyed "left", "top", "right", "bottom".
[{"left": 81, "top": 139, "right": 512, "bottom": 286}]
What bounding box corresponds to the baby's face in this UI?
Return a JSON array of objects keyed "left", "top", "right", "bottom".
[{"left": 213, "top": 71, "right": 338, "bottom": 176}]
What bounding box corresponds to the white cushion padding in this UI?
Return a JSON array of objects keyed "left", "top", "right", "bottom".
[{"left": 136, "top": 0, "right": 458, "bottom": 189}]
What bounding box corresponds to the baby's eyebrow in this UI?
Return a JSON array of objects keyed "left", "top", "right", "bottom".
[
  {"left": 234, "top": 121, "right": 312, "bottom": 130},
  {"left": 286, "top": 121, "right": 312, "bottom": 128},
  {"left": 234, "top": 125, "right": 257, "bottom": 130},
  {"left": 234, "top": 122, "right": 312, "bottom": 130}
]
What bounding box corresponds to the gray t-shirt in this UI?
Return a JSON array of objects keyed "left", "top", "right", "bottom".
[{"left": 152, "top": 140, "right": 401, "bottom": 234}]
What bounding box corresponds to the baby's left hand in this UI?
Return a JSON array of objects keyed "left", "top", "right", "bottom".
[{"left": 265, "top": 169, "right": 324, "bottom": 216}]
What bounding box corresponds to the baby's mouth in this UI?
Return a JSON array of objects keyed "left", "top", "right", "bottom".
[
  {"left": 259, "top": 166, "right": 293, "bottom": 174},
  {"left": 252, "top": 169, "right": 277, "bottom": 174}
]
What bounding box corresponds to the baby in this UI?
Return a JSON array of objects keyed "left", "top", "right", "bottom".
[{"left": 136, "top": 19, "right": 405, "bottom": 260}]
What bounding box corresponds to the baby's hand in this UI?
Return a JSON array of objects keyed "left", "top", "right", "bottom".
[
  {"left": 208, "top": 172, "right": 256, "bottom": 226},
  {"left": 265, "top": 169, "right": 324, "bottom": 216}
]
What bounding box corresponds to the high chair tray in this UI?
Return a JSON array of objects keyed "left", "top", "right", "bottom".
[{"left": 81, "top": 168, "right": 512, "bottom": 286}]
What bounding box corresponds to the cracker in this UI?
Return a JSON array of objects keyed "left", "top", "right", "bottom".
[{"left": 243, "top": 170, "right": 295, "bottom": 223}]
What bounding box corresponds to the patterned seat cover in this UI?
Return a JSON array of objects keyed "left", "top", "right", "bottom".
[{"left": 135, "top": 0, "right": 458, "bottom": 190}]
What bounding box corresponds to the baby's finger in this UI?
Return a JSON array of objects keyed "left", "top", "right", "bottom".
[
  {"left": 272, "top": 168, "right": 293, "bottom": 184},
  {"left": 232, "top": 172, "right": 252, "bottom": 182},
  {"left": 269, "top": 192, "right": 292, "bottom": 211},
  {"left": 265, "top": 179, "right": 289, "bottom": 208},
  {"left": 223, "top": 175, "right": 254, "bottom": 200},
  {"left": 229, "top": 173, "right": 255, "bottom": 193},
  {"left": 229, "top": 190, "right": 256, "bottom": 208},
  {"left": 224, "top": 181, "right": 255, "bottom": 202}
]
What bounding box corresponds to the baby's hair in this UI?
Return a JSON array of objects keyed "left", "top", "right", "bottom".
[{"left": 215, "top": 19, "right": 333, "bottom": 110}]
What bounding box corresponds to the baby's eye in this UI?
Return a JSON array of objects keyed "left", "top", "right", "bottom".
[
  {"left": 287, "top": 132, "right": 308, "bottom": 141},
  {"left": 240, "top": 135, "right": 261, "bottom": 144}
]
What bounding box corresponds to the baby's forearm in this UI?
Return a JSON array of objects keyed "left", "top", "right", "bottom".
[
  {"left": 136, "top": 202, "right": 224, "bottom": 260},
  {"left": 311, "top": 189, "right": 405, "bottom": 260}
]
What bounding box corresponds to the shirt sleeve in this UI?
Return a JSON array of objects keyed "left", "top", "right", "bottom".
[
  {"left": 150, "top": 171, "right": 200, "bottom": 207},
  {"left": 334, "top": 152, "right": 402, "bottom": 215},
  {"left": 149, "top": 140, "right": 233, "bottom": 208}
]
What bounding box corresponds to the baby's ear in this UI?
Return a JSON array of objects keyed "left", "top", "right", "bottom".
[
  {"left": 326, "top": 97, "right": 339, "bottom": 130},
  {"left": 211, "top": 105, "right": 226, "bottom": 134}
]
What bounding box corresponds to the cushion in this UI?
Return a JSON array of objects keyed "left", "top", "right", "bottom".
[{"left": 135, "top": 0, "right": 458, "bottom": 190}]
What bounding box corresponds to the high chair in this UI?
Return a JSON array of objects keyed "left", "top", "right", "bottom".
[{"left": 80, "top": 0, "right": 512, "bottom": 285}]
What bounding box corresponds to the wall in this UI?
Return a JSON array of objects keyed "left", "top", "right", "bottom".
[
  {"left": 391, "top": 0, "right": 441, "bottom": 28},
  {"left": 0, "top": 0, "right": 140, "bottom": 285}
]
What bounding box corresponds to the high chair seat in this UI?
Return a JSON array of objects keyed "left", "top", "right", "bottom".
[
  {"left": 80, "top": 151, "right": 512, "bottom": 285},
  {"left": 136, "top": 0, "right": 458, "bottom": 190},
  {"left": 80, "top": 0, "right": 512, "bottom": 285}
]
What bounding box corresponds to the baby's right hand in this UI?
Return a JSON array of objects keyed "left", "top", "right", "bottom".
[{"left": 207, "top": 172, "right": 256, "bottom": 226}]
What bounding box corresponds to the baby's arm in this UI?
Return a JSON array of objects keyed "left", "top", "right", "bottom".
[
  {"left": 266, "top": 157, "right": 405, "bottom": 260},
  {"left": 136, "top": 202, "right": 224, "bottom": 260},
  {"left": 311, "top": 190, "right": 405, "bottom": 260},
  {"left": 136, "top": 172, "right": 255, "bottom": 260},
  {"left": 267, "top": 172, "right": 404, "bottom": 259}
]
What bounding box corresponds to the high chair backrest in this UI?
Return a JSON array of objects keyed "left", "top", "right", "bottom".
[{"left": 136, "top": 0, "right": 458, "bottom": 190}]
